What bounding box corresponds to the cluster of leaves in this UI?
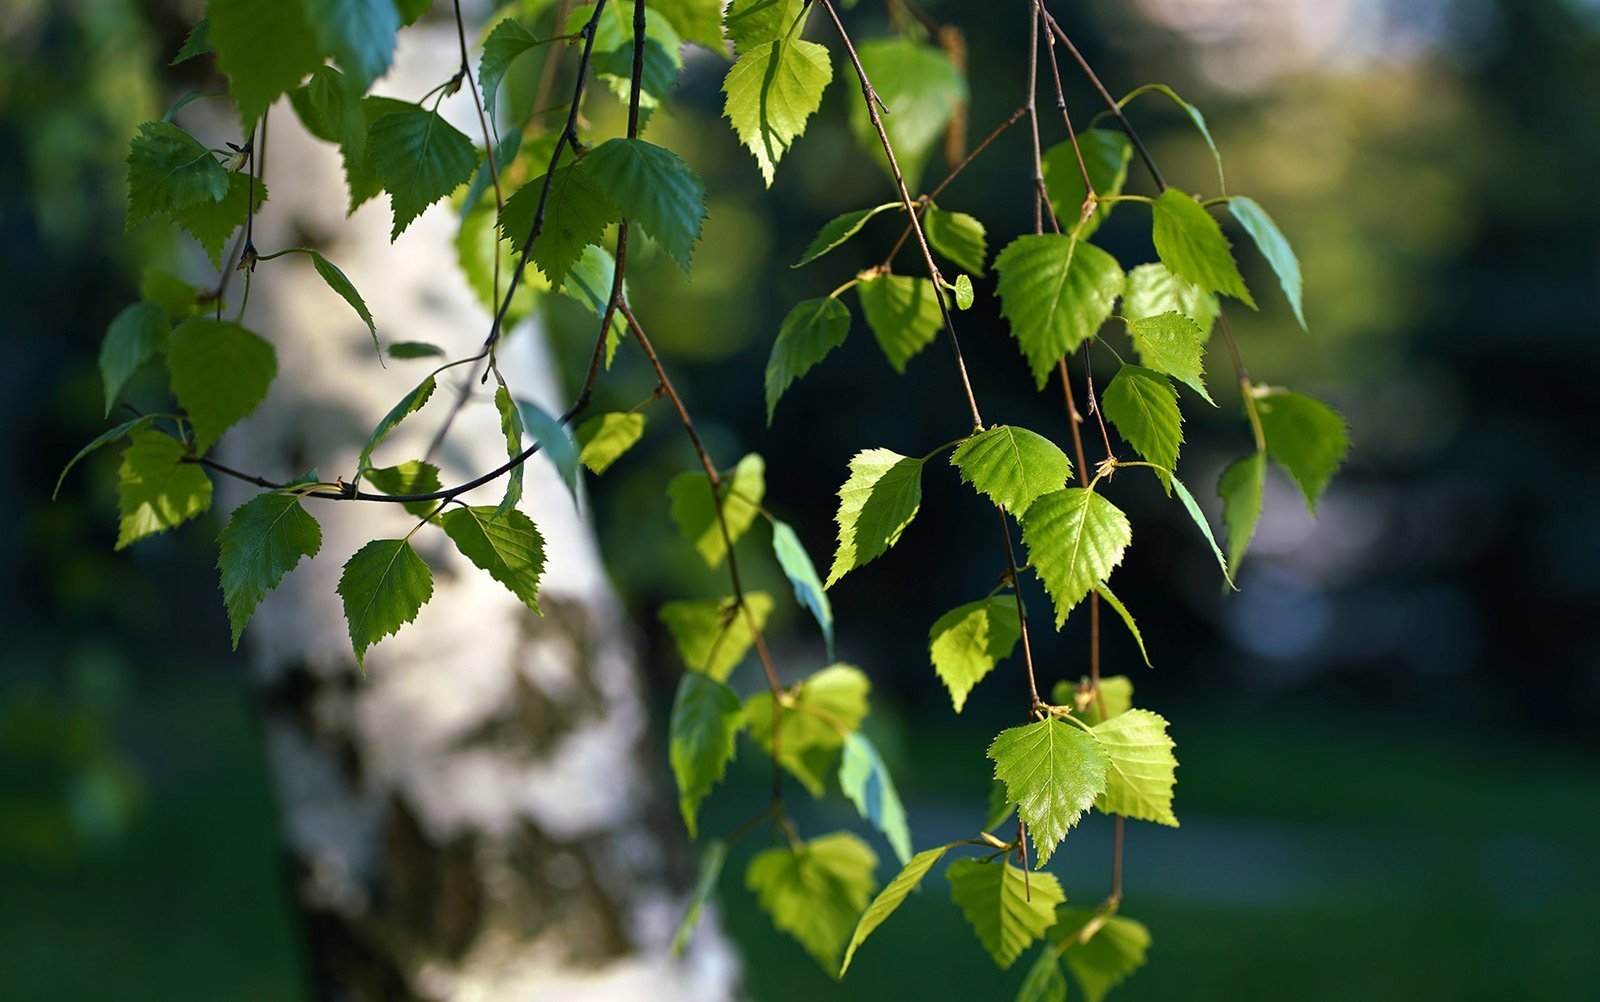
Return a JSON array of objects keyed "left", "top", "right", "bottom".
[{"left": 64, "top": 0, "right": 1350, "bottom": 996}]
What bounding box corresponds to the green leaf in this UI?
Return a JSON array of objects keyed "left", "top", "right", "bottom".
[
  {"left": 306, "top": 250, "right": 377, "bottom": 349},
  {"left": 357, "top": 376, "right": 435, "bottom": 472},
  {"left": 746, "top": 832, "right": 878, "bottom": 975},
  {"left": 207, "top": 0, "right": 322, "bottom": 131},
  {"left": 170, "top": 172, "right": 268, "bottom": 267},
  {"left": 514, "top": 398, "right": 582, "bottom": 501},
  {"left": 946, "top": 858, "right": 1065, "bottom": 970},
  {"left": 439, "top": 506, "right": 546, "bottom": 612},
  {"left": 368, "top": 106, "right": 478, "bottom": 239},
  {"left": 724, "top": 34, "right": 833, "bottom": 185},
  {"left": 125, "top": 121, "right": 227, "bottom": 230},
  {"left": 345, "top": 96, "right": 412, "bottom": 212},
  {"left": 825, "top": 449, "right": 924, "bottom": 588},
  {"left": 304, "top": 0, "right": 399, "bottom": 91},
  {"left": 850, "top": 39, "right": 965, "bottom": 191},
  {"left": 1122, "top": 81, "right": 1223, "bottom": 192},
  {"left": 365, "top": 460, "right": 440, "bottom": 517},
  {"left": 951, "top": 274, "right": 974, "bottom": 310},
  {"left": 995, "top": 235, "right": 1123, "bottom": 388},
  {"left": 669, "top": 671, "right": 743, "bottom": 837},
  {"left": 397, "top": 0, "right": 430, "bottom": 25},
  {"left": 99, "top": 303, "right": 169, "bottom": 416},
  {"left": 659, "top": 0, "right": 725, "bottom": 51},
  {"left": 671, "top": 839, "right": 727, "bottom": 958},
  {"left": 1101, "top": 365, "right": 1182, "bottom": 489},
  {"left": 294, "top": 65, "right": 361, "bottom": 146},
  {"left": 1053, "top": 674, "right": 1134, "bottom": 727},
  {"left": 337, "top": 538, "right": 434, "bottom": 668},
  {"left": 1150, "top": 188, "right": 1253, "bottom": 307},
  {"left": 1016, "top": 947, "right": 1069, "bottom": 1002},
  {"left": 988, "top": 718, "right": 1108, "bottom": 864},
  {"left": 745, "top": 663, "right": 869, "bottom": 796},
  {"left": 140, "top": 267, "right": 204, "bottom": 319},
  {"left": 1051, "top": 908, "right": 1152, "bottom": 1002},
  {"left": 950, "top": 425, "right": 1072, "bottom": 517},
  {"left": 498, "top": 163, "right": 619, "bottom": 289},
  {"left": 167, "top": 318, "right": 277, "bottom": 453},
  {"left": 1094, "top": 587, "right": 1150, "bottom": 669},
  {"left": 794, "top": 203, "right": 899, "bottom": 267},
  {"left": 559, "top": 244, "right": 631, "bottom": 355},
  {"left": 115, "top": 431, "right": 212, "bottom": 550},
  {"left": 588, "top": 6, "right": 684, "bottom": 111},
  {"left": 480, "top": 18, "right": 551, "bottom": 120},
  {"left": 1169, "top": 474, "right": 1231, "bottom": 586},
  {"left": 457, "top": 197, "right": 539, "bottom": 326},
  {"left": 491, "top": 385, "right": 524, "bottom": 517},
  {"left": 856, "top": 273, "right": 942, "bottom": 374},
  {"left": 770, "top": 520, "right": 834, "bottom": 658},
  {"left": 1042, "top": 129, "right": 1132, "bottom": 239},
  {"left": 387, "top": 341, "right": 443, "bottom": 359},
  {"left": 1217, "top": 452, "right": 1265, "bottom": 572},
  {"left": 659, "top": 592, "right": 775, "bottom": 682},
  {"left": 840, "top": 845, "right": 949, "bottom": 976},
  {"left": 1021, "top": 488, "right": 1132, "bottom": 628},
  {"left": 172, "top": 19, "right": 213, "bottom": 65},
  {"left": 839, "top": 732, "right": 912, "bottom": 865},
  {"left": 1123, "top": 262, "right": 1217, "bottom": 339},
  {"left": 1092, "top": 709, "right": 1178, "bottom": 826},
  {"left": 1126, "top": 311, "right": 1211, "bottom": 404},
  {"left": 928, "top": 596, "right": 1022, "bottom": 713},
  {"left": 217, "top": 492, "right": 322, "bottom": 647},
  {"left": 581, "top": 137, "right": 706, "bottom": 274},
  {"left": 985, "top": 778, "right": 1015, "bottom": 832},
  {"left": 724, "top": 0, "right": 806, "bottom": 54},
  {"left": 766, "top": 297, "right": 851, "bottom": 424},
  {"left": 923, "top": 205, "right": 988, "bottom": 275},
  {"left": 666, "top": 453, "right": 765, "bottom": 567},
  {"left": 1256, "top": 388, "right": 1349, "bottom": 513},
  {"left": 1229, "top": 196, "right": 1305, "bottom": 329},
  {"left": 56, "top": 415, "right": 164, "bottom": 500},
  {"left": 461, "top": 127, "right": 521, "bottom": 221},
  {"left": 574, "top": 412, "right": 645, "bottom": 474}
]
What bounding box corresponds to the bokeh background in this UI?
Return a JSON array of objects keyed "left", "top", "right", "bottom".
[{"left": 3, "top": 0, "right": 1598, "bottom": 998}]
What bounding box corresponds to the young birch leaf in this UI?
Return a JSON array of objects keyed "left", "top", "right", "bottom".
[
  {"left": 745, "top": 664, "right": 869, "bottom": 796},
  {"left": 172, "top": 19, "right": 213, "bottom": 65},
  {"left": 995, "top": 235, "right": 1123, "bottom": 388},
  {"left": 794, "top": 203, "right": 899, "bottom": 267},
  {"left": 1095, "top": 586, "right": 1150, "bottom": 668},
  {"left": 1051, "top": 908, "right": 1152, "bottom": 1002},
  {"left": 56, "top": 415, "right": 163, "bottom": 500},
  {"left": 1218, "top": 452, "right": 1265, "bottom": 571},
  {"left": 337, "top": 538, "right": 434, "bottom": 669},
  {"left": 659, "top": 0, "right": 724, "bottom": 51},
  {"left": 1127, "top": 311, "right": 1212, "bottom": 404},
  {"left": 1256, "top": 388, "right": 1349, "bottom": 513},
  {"left": 987, "top": 718, "right": 1109, "bottom": 864},
  {"left": 582, "top": 138, "right": 707, "bottom": 274},
  {"left": 747, "top": 832, "right": 878, "bottom": 975},
  {"left": 856, "top": 273, "right": 942, "bottom": 373},
  {"left": 1150, "top": 188, "right": 1254, "bottom": 307},
  {"left": 849, "top": 38, "right": 966, "bottom": 192},
  {"left": 460, "top": 127, "right": 521, "bottom": 221},
  {"left": 952, "top": 274, "right": 974, "bottom": 310},
  {"left": 171, "top": 172, "right": 267, "bottom": 267},
  {"left": 825, "top": 449, "right": 924, "bottom": 588},
  {"left": 207, "top": 0, "right": 322, "bottom": 132},
  {"left": 1054, "top": 676, "right": 1135, "bottom": 727},
  {"left": 368, "top": 106, "right": 478, "bottom": 239},
  {"left": 167, "top": 318, "right": 277, "bottom": 453},
  {"left": 724, "top": 34, "right": 833, "bottom": 186},
  {"left": 1169, "top": 474, "right": 1232, "bottom": 586},
  {"left": 365, "top": 460, "right": 440, "bottom": 517},
  {"left": 100, "top": 303, "right": 169, "bottom": 415},
  {"left": 924, "top": 205, "right": 988, "bottom": 276},
  {"left": 217, "top": 492, "right": 322, "bottom": 647},
  {"left": 725, "top": 0, "right": 805, "bottom": 53},
  {"left": 840, "top": 845, "right": 949, "bottom": 976},
  {"left": 498, "top": 164, "right": 619, "bottom": 289},
  {"left": 670, "top": 671, "right": 743, "bottom": 837},
  {"left": 666, "top": 453, "right": 766, "bottom": 567},
  {"left": 116, "top": 431, "right": 212, "bottom": 550},
  {"left": 479, "top": 18, "right": 550, "bottom": 120},
  {"left": 1102, "top": 365, "right": 1182, "bottom": 491},
  {"left": 1042, "top": 129, "right": 1132, "bottom": 239},
  {"left": 439, "top": 506, "right": 545, "bottom": 612},
  {"left": 950, "top": 425, "right": 1072, "bottom": 517},
  {"left": 1229, "top": 196, "right": 1305, "bottom": 329},
  {"left": 659, "top": 593, "right": 775, "bottom": 682},
  {"left": 928, "top": 596, "right": 1022, "bottom": 712},
  {"left": 771, "top": 520, "right": 834, "bottom": 659},
  {"left": 303, "top": 0, "right": 399, "bottom": 91},
  {"left": 1021, "top": 488, "right": 1132, "bottom": 628},
  {"left": 514, "top": 398, "right": 581, "bottom": 501},
  {"left": 1017, "top": 947, "right": 1069, "bottom": 1002},
  {"left": 766, "top": 297, "right": 851, "bottom": 423},
  {"left": 307, "top": 250, "right": 377, "bottom": 349},
  {"left": 387, "top": 341, "right": 443, "bottom": 359},
  {"left": 1122, "top": 81, "right": 1224, "bottom": 192},
  {"left": 575, "top": 412, "right": 646, "bottom": 474},
  {"left": 357, "top": 376, "right": 435, "bottom": 472},
  {"left": 946, "top": 858, "right": 1065, "bottom": 970},
  {"left": 1092, "top": 709, "right": 1178, "bottom": 826},
  {"left": 488, "top": 385, "right": 524, "bottom": 517},
  {"left": 839, "top": 733, "right": 912, "bottom": 865},
  {"left": 125, "top": 121, "right": 227, "bottom": 230},
  {"left": 345, "top": 96, "right": 414, "bottom": 211},
  {"left": 671, "top": 839, "right": 727, "bottom": 958},
  {"left": 589, "top": 9, "right": 684, "bottom": 111},
  {"left": 1123, "top": 262, "right": 1218, "bottom": 339},
  {"left": 561, "top": 244, "right": 631, "bottom": 356}
]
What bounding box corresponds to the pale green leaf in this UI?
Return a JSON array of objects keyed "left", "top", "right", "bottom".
[
  {"left": 725, "top": 35, "right": 832, "bottom": 185},
  {"left": 771, "top": 520, "right": 834, "bottom": 659},
  {"left": 659, "top": 0, "right": 724, "bottom": 51},
  {"left": 929, "top": 596, "right": 1022, "bottom": 713},
  {"left": 794, "top": 203, "right": 899, "bottom": 267},
  {"left": 456, "top": 197, "right": 537, "bottom": 325},
  {"left": 1169, "top": 474, "right": 1231, "bottom": 586},
  {"left": 1051, "top": 675, "right": 1134, "bottom": 727},
  {"left": 671, "top": 839, "right": 727, "bottom": 958},
  {"left": 492, "top": 384, "right": 523, "bottom": 516},
  {"left": 100, "top": 303, "right": 169, "bottom": 416},
  {"left": 588, "top": 6, "right": 684, "bottom": 110},
  {"left": 125, "top": 120, "right": 227, "bottom": 230},
  {"left": 952, "top": 274, "right": 974, "bottom": 310},
  {"left": 1229, "top": 196, "right": 1305, "bottom": 329},
  {"left": 987, "top": 718, "right": 1108, "bottom": 864},
  {"left": 745, "top": 663, "right": 869, "bottom": 796},
  {"left": 856, "top": 273, "right": 942, "bottom": 374},
  {"left": 365, "top": 460, "right": 440, "bottom": 517},
  {"left": 1126, "top": 311, "right": 1212, "bottom": 404},
  {"left": 574, "top": 412, "right": 645, "bottom": 475},
  {"left": 659, "top": 592, "right": 775, "bottom": 682},
  {"left": 839, "top": 732, "right": 912, "bottom": 865},
  {"left": 666, "top": 453, "right": 765, "bottom": 567},
  {"left": 1121, "top": 81, "right": 1223, "bottom": 191},
  {"left": 1256, "top": 388, "right": 1349, "bottom": 513},
  {"left": 515, "top": 398, "right": 581, "bottom": 500},
  {"left": 1217, "top": 451, "right": 1265, "bottom": 571},
  {"left": 950, "top": 425, "right": 1072, "bottom": 517},
  {"left": 995, "top": 235, "right": 1123, "bottom": 388},
  {"left": 559, "top": 244, "right": 630, "bottom": 356},
  {"left": 439, "top": 506, "right": 545, "bottom": 612},
  {"left": 1016, "top": 947, "right": 1069, "bottom": 1002},
  {"left": 357, "top": 375, "right": 435, "bottom": 472},
  {"left": 581, "top": 137, "right": 706, "bottom": 274},
  {"left": 766, "top": 296, "right": 851, "bottom": 423},
  {"left": 1150, "top": 188, "right": 1254, "bottom": 307},
  {"left": 747, "top": 831, "right": 878, "bottom": 974},
  {"left": 207, "top": 0, "right": 322, "bottom": 131},
  {"left": 946, "top": 858, "right": 1065, "bottom": 970},
  {"left": 304, "top": 0, "right": 399, "bottom": 91},
  {"left": 1020, "top": 488, "right": 1132, "bottom": 628},
  {"left": 924, "top": 205, "right": 988, "bottom": 275},
  {"left": 670, "top": 671, "right": 743, "bottom": 837},
  {"left": 850, "top": 38, "right": 966, "bottom": 191},
  {"left": 724, "top": 0, "right": 805, "bottom": 54},
  {"left": 840, "top": 845, "right": 948, "bottom": 976},
  {"left": 337, "top": 538, "right": 434, "bottom": 668},
  {"left": 217, "top": 491, "right": 322, "bottom": 647},
  {"left": 1094, "top": 587, "right": 1150, "bottom": 669},
  {"left": 307, "top": 250, "right": 376, "bottom": 349},
  {"left": 1092, "top": 709, "right": 1178, "bottom": 826},
  {"left": 825, "top": 449, "right": 924, "bottom": 588},
  {"left": 368, "top": 106, "right": 478, "bottom": 238},
  {"left": 115, "top": 430, "right": 212, "bottom": 550},
  {"left": 1051, "top": 908, "right": 1152, "bottom": 1002},
  {"left": 1123, "top": 261, "right": 1217, "bottom": 339},
  {"left": 56, "top": 415, "right": 163, "bottom": 500},
  {"left": 167, "top": 318, "right": 277, "bottom": 453},
  {"left": 1042, "top": 129, "right": 1132, "bottom": 239},
  {"left": 498, "top": 163, "right": 619, "bottom": 288},
  {"left": 1102, "top": 365, "right": 1182, "bottom": 489}
]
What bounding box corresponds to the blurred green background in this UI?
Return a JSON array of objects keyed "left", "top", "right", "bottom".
[{"left": 3, "top": 0, "right": 1598, "bottom": 998}]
